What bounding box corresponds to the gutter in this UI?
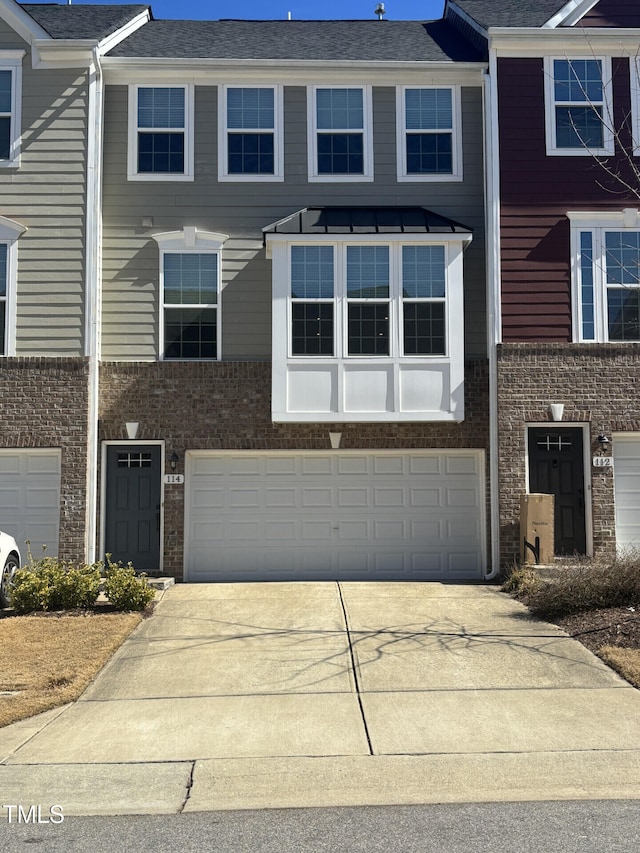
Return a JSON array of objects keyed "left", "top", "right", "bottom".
[{"left": 84, "top": 45, "right": 104, "bottom": 563}]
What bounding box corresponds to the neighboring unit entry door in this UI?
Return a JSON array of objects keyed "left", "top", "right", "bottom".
[
  {"left": 527, "top": 427, "right": 586, "bottom": 555},
  {"left": 104, "top": 445, "right": 162, "bottom": 572}
]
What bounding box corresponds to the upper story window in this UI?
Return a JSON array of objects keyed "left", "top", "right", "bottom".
[
  {"left": 307, "top": 86, "right": 373, "bottom": 182},
  {"left": 570, "top": 210, "right": 640, "bottom": 342},
  {"left": 396, "top": 86, "right": 462, "bottom": 181},
  {"left": 128, "top": 85, "right": 194, "bottom": 181},
  {"left": 219, "top": 86, "right": 283, "bottom": 181},
  {"left": 153, "top": 228, "right": 228, "bottom": 360},
  {"left": 0, "top": 215, "right": 27, "bottom": 356},
  {"left": 544, "top": 57, "right": 614, "bottom": 156},
  {"left": 0, "top": 55, "right": 23, "bottom": 169}
]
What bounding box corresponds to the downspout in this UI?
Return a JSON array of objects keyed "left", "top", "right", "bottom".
[
  {"left": 484, "top": 45, "right": 502, "bottom": 579},
  {"left": 84, "top": 45, "right": 103, "bottom": 563}
]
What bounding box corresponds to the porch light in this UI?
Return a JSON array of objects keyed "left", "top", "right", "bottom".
[
  {"left": 169, "top": 451, "right": 179, "bottom": 471},
  {"left": 597, "top": 434, "right": 610, "bottom": 451}
]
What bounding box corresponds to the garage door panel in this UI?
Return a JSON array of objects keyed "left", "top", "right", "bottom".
[
  {"left": 614, "top": 437, "right": 640, "bottom": 550},
  {"left": 185, "top": 451, "right": 485, "bottom": 581},
  {"left": 0, "top": 451, "right": 61, "bottom": 555}
]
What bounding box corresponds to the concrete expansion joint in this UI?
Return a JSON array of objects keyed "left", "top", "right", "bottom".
[{"left": 178, "top": 760, "right": 196, "bottom": 814}]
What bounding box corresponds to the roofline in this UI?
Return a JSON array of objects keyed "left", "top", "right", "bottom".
[
  {"left": 446, "top": 1, "right": 488, "bottom": 40},
  {"left": 102, "top": 57, "right": 487, "bottom": 71},
  {"left": 488, "top": 26, "right": 640, "bottom": 53},
  {"left": 96, "top": 8, "right": 151, "bottom": 56},
  {"left": 0, "top": 0, "right": 51, "bottom": 43},
  {"left": 543, "top": 0, "right": 600, "bottom": 29}
]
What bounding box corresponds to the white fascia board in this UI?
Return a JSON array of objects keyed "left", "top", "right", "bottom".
[
  {"left": 0, "top": 0, "right": 51, "bottom": 43},
  {"left": 32, "top": 39, "right": 98, "bottom": 69},
  {"left": 102, "top": 59, "right": 486, "bottom": 87},
  {"left": 543, "top": 0, "right": 600, "bottom": 29},
  {"left": 447, "top": 2, "right": 488, "bottom": 39},
  {"left": 96, "top": 10, "right": 150, "bottom": 57},
  {"left": 567, "top": 209, "right": 640, "bottom": 227},
  {"left": 0, "top": 214, "right": 27, "bottom": 240},
  {"left": 489, "top": 28, "right": 640, "bottom": 56},
  {"left": 264, "top": 231, "right": 473, "bottom": 259}
]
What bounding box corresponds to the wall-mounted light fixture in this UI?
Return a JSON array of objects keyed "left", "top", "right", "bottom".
[
  {"left": 597, "top": 433, "right": 611, "bottom": 452},
  {"left": 549, "top": 403, "right": 564, "bottom": 422},
  {"left": 125, "top": 421, "right": 139, "bottom": 440},
  {"left": 329, "top": 432, "right": 342, "bottom": 449},
  {"left": 169, "top": 451, "right": 179, "bottom": 471}
]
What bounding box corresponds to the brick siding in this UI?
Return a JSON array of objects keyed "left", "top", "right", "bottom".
[
  {"left": 497, "top": 343, "right": 640, "bottom": 565},
  {"left": 99, "top": 359, "right": 490, "bottom": 579},
  {"left": 0, "top": 358, "right": 90, "bottom": 560}
]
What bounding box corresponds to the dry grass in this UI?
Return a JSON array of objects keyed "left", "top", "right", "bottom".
[
  {"left": 598, "top": 647, "right": 640, "bottom": 689},
  {"left": 0, "top": 612, "right": 143, "bottom": 728}
]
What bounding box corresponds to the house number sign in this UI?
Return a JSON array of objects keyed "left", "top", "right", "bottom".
[
  {"left": 592, "top": 457, "right": 613, "bottom": 468},
  {"left": 164, "top": 474, "right": 185, "bottom": 484}
]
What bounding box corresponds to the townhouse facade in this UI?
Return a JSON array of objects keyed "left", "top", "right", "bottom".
[{"left": 448, "top": 0, "right": 640, "bottom": 563}]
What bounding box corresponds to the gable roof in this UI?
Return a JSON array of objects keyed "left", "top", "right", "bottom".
[
  {"left": 451, "top": 1, "right": 571, "bottom": 30},
  {"left": 106, "top": 19, "right": 483, "bottom": 62},
  {"left": 21, "top": 3, "right": 149, "bottom": 40}
]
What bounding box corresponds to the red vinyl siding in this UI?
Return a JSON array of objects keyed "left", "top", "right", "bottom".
[
  {"left": 580, "top": 0, "right": 640, "bottom": 27},
  {"left": 497, "top": 56, "right": 638, "bottom": 342}
]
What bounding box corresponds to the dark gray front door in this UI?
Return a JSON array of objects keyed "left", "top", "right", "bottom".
[
  {"left": 528, "top": 427, "right": 586, "bottom": 555},
  {"left": 105, "top": 445, "right": 161, "bottom": 572}
]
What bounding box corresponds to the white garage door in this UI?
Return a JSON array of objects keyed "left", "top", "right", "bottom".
[
  {"left": 0, "top": 450, "right": 61, "bottom": 557},
  {"left": 185, "top": 451, "right": 485, "bottom": 581},
  {"left": 613, "top": 436, "right": 640, "bottom": 551}
]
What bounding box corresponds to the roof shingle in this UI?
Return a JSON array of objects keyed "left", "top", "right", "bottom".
[
  {"left": 21, "top": 4, "right": 148, "bottom": 40},
  {"left": 452, "top": 0, "right": 568, "bottom": 30}
]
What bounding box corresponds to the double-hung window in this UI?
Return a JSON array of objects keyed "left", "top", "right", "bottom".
[
  {"left": 0, "top": 215, "right": 26, "bottom": 356},
  {"left": 219, "top": 86, "right": 283, "bottom": 180},
  {"left": 308, "top": 86, "right": 373, "bottom": 181},
  {"left": 397, "top": 86, "right": 462, "bottom": 180},
  {"left": 0, "top": 55, "right": 23, "bottom": 168},
  {"left": 570, "top": 211, "right": 640, "bottom": 342},
  {"left": 153, "top": 228, "right": 227, "bottom": 360},
  {"left": 0, "top": 243, "right": 7, "bottom": 354},
  {"left": 544, "top": 57, "right": 613, "bottom": 155},
  {"left": 128, "top": 85, "right": 194, "bottom": 180}
]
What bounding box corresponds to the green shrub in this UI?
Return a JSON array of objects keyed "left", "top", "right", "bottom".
[
  {"left": 11, "top": 557, "right": 101, "bottom": 615},
  {"left": 103, "top": 561, "right": 155, "bottom": 611}
]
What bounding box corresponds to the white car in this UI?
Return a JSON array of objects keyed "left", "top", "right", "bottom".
[{"left": 0, "top": 532, "right": 21, "bottom": 607}]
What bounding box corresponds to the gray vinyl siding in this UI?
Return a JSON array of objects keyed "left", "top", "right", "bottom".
[
  {"left": 0, "top": 22, "right": 88, "bottom": 356},
  {"left": 101, "top": 83, "right": 486, "bottom": 361}
]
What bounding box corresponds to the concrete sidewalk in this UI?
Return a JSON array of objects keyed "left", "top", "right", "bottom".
[{"left": 1, "top": 582, "right": 640, "bottom": 815}]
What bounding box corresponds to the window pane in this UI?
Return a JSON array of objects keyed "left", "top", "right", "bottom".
[
  {"left": 404, "top": 303, "right": 445, "bottom": 355},
  {"left": 290, "top": 246, "right": 334, "bottom": 298},
  {"left": 164, "top": 307, "right": 217, "bottom": 359},
  {"left": 406, "top": 133, "right": 452, "bottom": 174},
  {"left": 316, "top": 88, "right": 363, "bottom": 129},
  {"left": 0, "top": 116, "right": 10, "bottom": 159},
  {"left": 317, "top": 133, "right": 363, "bottom": 174},
  {"left": 348, "top": 304, "right": 389, "bottom": 355},
  {"left": 0, "top": 244, "right": 6, "bottom": 298},
  {"left": 138, "top": 87, "right": 185, "bottom": 128},
  {"left": 608, "top": 290, "right": 640, "bottom": 341},
  {"left": 554, "top": 59, "right": 603, "bottom": 103},
  {"left": 138, "top": 132, "right": 184, "bottom": 173},
  {"left": 0, "top": 301, "right": 4, "bottom": 355},
  {"left": 228, "top": 133, "right": 274, "bottom": 174},
  {"left": 0, "top": 70, "right": 11, "bottom": 112},
  {"left": 579, "top": 231, "right": 595, "bottom": 340},
  {"left": 347, "top": 246, "right": 389, "bottom": 297},
  {"left": 405, "top": 88, "right": 452, "bottom": 130},
  {"left": 291, "top": 303, "right": 334, "bottom": 355},
  {"left": 227, "top": 88, "right": 274, "bottom": 129},
  {"left": 164, "top": 253, "right": 217, "bottom": 305},
  {"left": 555, "top": 105, "right": 603, "bottom": 148},
  {"left": 605, "top": 232, "right": 640, "bottom": 286},
  {"left": 402, "top": 246, "right": 446, "bottom": 298}
]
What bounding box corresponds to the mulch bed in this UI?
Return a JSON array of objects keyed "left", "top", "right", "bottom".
[{"left": 549, "top": 606, "right": 640, "bottom": 655}]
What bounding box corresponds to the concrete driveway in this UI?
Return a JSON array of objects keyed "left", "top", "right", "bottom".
[{"left": 1, "top": 582, "right": 640, "bottom": 815}]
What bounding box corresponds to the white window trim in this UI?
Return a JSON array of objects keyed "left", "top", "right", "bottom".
[
  {"left": 152, "top": 227, "right": 228, "bottom": 361},
  {"left": 217, "top": 84, "right": 283, "bottom": 182},
  {"left": 127, "top": 84, "right": 194, "bottom": 182},
  {"left": 0, "top": 215, "right": 27, "bottom": 356},
  {"left": 307, "top": 85, "right": 374, "bottom": 183},
  {"left": 395, "top": 85, "right": 463, "bottom": 182},
  {"left": 631, "top": 58, "right": 640, "bottom": 157},
  {"left": 0, "top": 54, "right": 24, "bottom": 169},
  {"left": 569, "top": 208, "right": 640, "bottom": 342},
  {"left": 544, "top": 56, "right": 614, "bottom": 157}
]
